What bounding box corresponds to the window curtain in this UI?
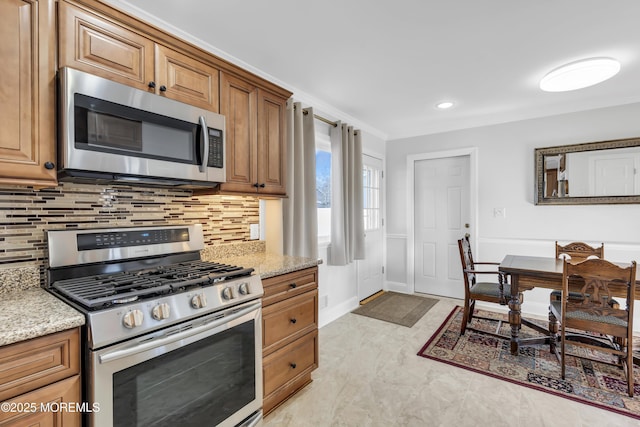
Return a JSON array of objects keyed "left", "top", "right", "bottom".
[
  {"left": 328, "top": 122, "right": 365, "bottom": 265},
  {"left": 283, "top": 100, "right": 318, "bottom": 259}
]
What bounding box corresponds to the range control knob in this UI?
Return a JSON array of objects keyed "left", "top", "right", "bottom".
[
  {"left": 238, "top": 282, "right": 249, "bottom": 295},
  {"left": 123, "top": 309, "right": 144, "bottom": 329},
  {"left": 191, "top": 293, "right": 207, "bottom": 309},
  {"left": 221, "top": 287, "right": 234, "bottom": 300},
  {"left": 152, "top": 303, "right": 171, "bottom": 320}
]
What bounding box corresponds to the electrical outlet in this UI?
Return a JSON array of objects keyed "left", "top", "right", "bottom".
[
  {"left": 320, "top": 295, "right": 328, "bottom": 309},
  {"left": 250, "top": 224, "right": 260, "bottom": 240},
  {"left": 493, "top": 207, "right": 506, "bottom": 218}
]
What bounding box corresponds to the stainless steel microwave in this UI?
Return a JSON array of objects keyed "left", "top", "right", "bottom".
[{"left": 58, "top": 67, "right": 225, "bottom": 188}]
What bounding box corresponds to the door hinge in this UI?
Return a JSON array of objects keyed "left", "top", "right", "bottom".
[
  {"left": 382, "top": 266, "right": 385, "bottom": 274},
  {"left": 381, "top": 218, "right": 384, "bottom": 227},
  {"left": 381, "top": 171, "right": 384, "bottom": 179}
]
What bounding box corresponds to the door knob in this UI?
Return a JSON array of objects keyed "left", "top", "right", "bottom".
[{"left": 465, "top": 233, "right": 470, "bottom": 238}]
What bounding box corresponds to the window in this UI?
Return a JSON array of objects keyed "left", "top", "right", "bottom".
[
  {"left": 363, "top": 163, "right": 381, "bottom": 231},
  {"left": 316, "top": 134, "right": 331, "bottom": 239}
]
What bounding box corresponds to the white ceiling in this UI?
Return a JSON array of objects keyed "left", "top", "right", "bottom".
[{"left": 106, "top": 0, "right": 640, "bottom": 140}]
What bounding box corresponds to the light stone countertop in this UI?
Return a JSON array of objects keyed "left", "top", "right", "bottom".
[
  {"left": 0, "top": 246, "right": 317, "bottom": 348},
  {"left": 0, "top": 287, "right": 85, "bottom": 347},
  {"left": 204, "top": 252, "right": 322, "bottom": 279}
]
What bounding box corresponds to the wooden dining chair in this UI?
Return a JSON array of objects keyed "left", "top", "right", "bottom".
[
  {"left": 555, "top": 241, "right": 604, "bottom": 262},
  {"left": 549, "top": 242, "right": 610, "bottom": 349},
  {"left": 458, "top": 235, "right": 515, "bottom": 338},
  {"left": 550, "top": 258, "right": 636, "bottom": 397}
]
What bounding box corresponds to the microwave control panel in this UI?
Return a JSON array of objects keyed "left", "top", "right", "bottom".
[{"left": 208, "top": 128, "right": 224, "bottom": 168}]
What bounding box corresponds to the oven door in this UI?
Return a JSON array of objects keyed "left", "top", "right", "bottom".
[{"left": 89, "top": 300, "right": 262, "bottom": 427}]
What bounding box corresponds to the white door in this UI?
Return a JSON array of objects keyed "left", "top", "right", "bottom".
[
  {"left": 358, "top": 155, "right": 384, "bottom": 301},
  {"left": 414, "top": 155, "right": 469, "bottom": 298},
  {"left": 590, "top": 156, "right": 636, "bottom": 195}
]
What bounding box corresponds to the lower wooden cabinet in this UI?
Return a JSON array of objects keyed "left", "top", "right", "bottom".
[
  {"left": 0, "top": 328, "right": 81, "bottom": 427},
  {"left": 262, "top": 267, "right": 318, "bottom": 415},
  {"left": 0, "top": 376, "right": 81, "bottom": 426}
]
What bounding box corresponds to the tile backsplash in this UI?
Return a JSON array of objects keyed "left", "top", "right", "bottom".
[{"left": 0, "top": 182, "right": 259, "bottom": 268}]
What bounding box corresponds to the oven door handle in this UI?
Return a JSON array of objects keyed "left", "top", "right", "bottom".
[{"left": 99, "top": 301, "right": 261, "bottom": 364}]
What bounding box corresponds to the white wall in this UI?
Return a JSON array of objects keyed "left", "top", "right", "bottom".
[{"left": 386, "top": 102, "right": 640, "bottom": 322}]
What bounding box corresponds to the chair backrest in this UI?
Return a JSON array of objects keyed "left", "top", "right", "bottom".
[
  {"left": 556, "top": 241, "right": 604, "bottom": 262},
  {"left": 458, "top": 235, "right": 476, "bottom": 287},
  {"left": 563, "top": 258, "right": 636, "bottom": 313}
]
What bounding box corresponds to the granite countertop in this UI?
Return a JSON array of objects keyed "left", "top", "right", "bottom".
[
  {"left": 207, "top": 252, "right": 322, "bottom": 279},
  {"left": 0, "top": 245, "right": 318, "bottom": 348},
  {"left": 0, "top": 286, "right": 85, "bottom": 347}
]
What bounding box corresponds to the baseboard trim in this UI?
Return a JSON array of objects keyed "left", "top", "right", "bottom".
[{"left": 319, "top": 296, "right": 359, "bottom": 328}]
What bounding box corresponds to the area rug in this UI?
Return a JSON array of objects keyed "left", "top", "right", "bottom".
[
  {"left": 352, "top": 292, "right": 438, "bottom": 327},
  {"left": 418, "top": 306, "right": 640, "bottom": 420}
]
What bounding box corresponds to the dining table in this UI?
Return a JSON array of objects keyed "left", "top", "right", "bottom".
[{"left": 498, "top": 254, "right": 640, "bottom": 357}]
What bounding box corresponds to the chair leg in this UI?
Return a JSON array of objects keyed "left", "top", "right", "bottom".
[
  {"left": 560, "top": 327, "right": 566, "bottom": 379},
  {"left": 460, "top": 299, "right": 470, "bottom": 335},
  {"left": 548, "top": 307, "right": 558, "bottom": 354},
  {"left": 627, "top": 345, "right": 634, "bottom": 397}
]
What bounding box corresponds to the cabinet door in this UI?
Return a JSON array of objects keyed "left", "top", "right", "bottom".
[
  {"left": 58, "top": 2, "right": 154, "bottom": 90},
  {"left": 0, "top": 0, "right": 56, "bottom": 187},
  {"left": 155, "top": 44, "right": 219, "bottom": 112},
  {"left": 0, "top": 376, "right": 81, "bottom": 426},
  {"left": 219, "top": 73, "right": 258, "bottom": 193},
  {"left": 257, "top": 90, "right": 287, "bottom": 196}
]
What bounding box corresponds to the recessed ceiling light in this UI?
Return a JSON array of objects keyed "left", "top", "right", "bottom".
[
  {"left": 539, "top": 57, "right": 621, "bottom": 92},
  {"left": 436, "top": 101, "right": 454, "bottom": 109}
]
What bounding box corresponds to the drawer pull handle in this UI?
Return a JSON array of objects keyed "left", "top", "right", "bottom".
[
  {"left": 290, "top": 318, "right": 297, "bottom": 324},
  {"left": 289, "top": 283, "right": 297, "bottom": 289},
  {"left": 290, "top": 363, "right": 297, "bottom": 369}
]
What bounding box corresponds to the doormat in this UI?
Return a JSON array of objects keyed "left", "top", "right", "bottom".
[
  {"left": 351, "top": 291, "right": 438, "bottom": 327},
  {"left": 418, "top": 306, "right": 640, "bottom": 420}
]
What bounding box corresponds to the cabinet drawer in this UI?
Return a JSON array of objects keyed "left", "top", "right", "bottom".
[
  {"left": 0, "top": 329, "right": 80, "bottom": 402},
  {"left": 262, "top": 267, "right": 318, "bottom": 306},
  {"left": 0, "top": 375, "right": 81, "bottom": 426},
  {"left": 263, "top": 290, "right": 318, "bottom": 355},
  {"left": 263, "top": 330, "right": 318, "bottom": 398}
]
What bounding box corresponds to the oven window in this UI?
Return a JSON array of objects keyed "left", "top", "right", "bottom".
[{"left": 112, "top": 321, "right": 255, "bottom": 427}]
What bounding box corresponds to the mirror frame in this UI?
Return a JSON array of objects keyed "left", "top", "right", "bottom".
[{"left": 535, "top": 136, "right": 640, "bottom": 205}]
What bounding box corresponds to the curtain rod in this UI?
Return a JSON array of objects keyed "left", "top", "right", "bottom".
[
  {"left": 295, "top": 105, "right": 358, "bottom": 134},
  {"left": 295, "top": 105, "right": 337, "bottom": 127}
]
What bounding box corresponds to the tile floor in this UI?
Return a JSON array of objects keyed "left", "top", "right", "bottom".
[{"left": 262, "top": 295, "right": 638, "bottom": 427}]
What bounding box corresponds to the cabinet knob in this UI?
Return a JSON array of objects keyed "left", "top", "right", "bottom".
[
  {"left": 159, "top": 85, "right": 167, "bottom": 92},
  {"left": 290, "top": 318, "right": 297, "bottom": 324},
  {"left": 289, "top": 283, "right": 297, "bottom": 289},
  {"left": 148, "top": 81, "right": 156, "bottom": 89},
  {"left": 259, "top": 183, "right": 266, "bottom": 188},
  {"left": 44, "top": 161, "right": 55, "bottom": 170},
  {"left": 290, "top": 363, "right": 297, "bottom": 369},
  {"left": 253, "top": 183, "right": 260, "bottom": 188}
]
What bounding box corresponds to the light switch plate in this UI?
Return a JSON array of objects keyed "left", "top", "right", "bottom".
[
  {"left": 250, "top": 223, "right": 260, "bottom": 240},
  {"left": 493, "top": 207, "right": 506, "bottom": 218}
]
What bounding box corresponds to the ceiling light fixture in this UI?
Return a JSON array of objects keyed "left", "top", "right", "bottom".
[
  {"left": 436, "top": 101, "right": 454, "bottom": 109},
  {"left": 539, "top": 57, "right": 621, "bottom": 92}
]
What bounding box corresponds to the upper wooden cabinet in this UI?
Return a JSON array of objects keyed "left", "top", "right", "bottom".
[
  {"left": 0, "top": 0, "right": 57, "bottom": 187},
  {"left": 219, "top": 72, "right": 287, "bottom": 196},
  {"left": 58, "top": 1, "right": 219, "bottom": 112}
]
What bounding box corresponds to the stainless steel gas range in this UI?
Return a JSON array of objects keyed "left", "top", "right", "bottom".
[{"left": 46, "top": 224, "right": 263, "bottom": 427}]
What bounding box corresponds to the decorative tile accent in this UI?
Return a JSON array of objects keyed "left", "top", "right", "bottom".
[{"left": 0, "top": 182, "right": 259, "bottom": 269}]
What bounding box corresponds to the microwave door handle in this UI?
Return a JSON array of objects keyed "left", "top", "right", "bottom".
[{"left": 198, "top": 116, "right": 209, "bottom": 173}]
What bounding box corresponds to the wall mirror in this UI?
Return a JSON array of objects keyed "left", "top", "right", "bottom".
[{"left": 535, "top": 137, "right": 640, "bottom": 205}]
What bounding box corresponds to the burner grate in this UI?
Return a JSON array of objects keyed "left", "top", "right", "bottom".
[{"left": 51, "top": 260, "right": 253, "bottom": 309}]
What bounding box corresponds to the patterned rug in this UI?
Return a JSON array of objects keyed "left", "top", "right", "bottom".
[{"left": 417, "top": 306, "right": 640, "bottom": 420}]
